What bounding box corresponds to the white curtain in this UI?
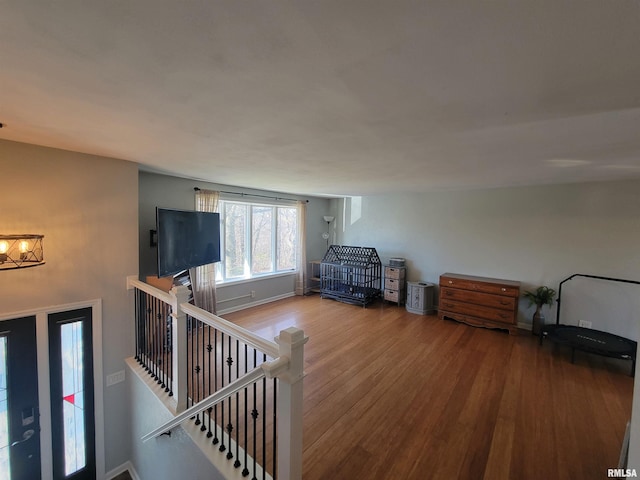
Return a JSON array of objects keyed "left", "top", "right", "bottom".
[
  {"left": 295, "top": 200, "right": 307, "bottom": 296},
  {"left": 190, "top": 189, "right": 219, "bottom": 313}
]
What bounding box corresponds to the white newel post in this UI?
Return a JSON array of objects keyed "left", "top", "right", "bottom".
[
  {"left": 276, "top": 327, "right": 308, "bottom": 480},
  {"left": 171, "top": 285, "right": 191, "bottom": 413}
]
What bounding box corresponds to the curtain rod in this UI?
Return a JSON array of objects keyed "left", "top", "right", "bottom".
[{"left": 194, "top": 187, "right": 308, "bottom": 203}]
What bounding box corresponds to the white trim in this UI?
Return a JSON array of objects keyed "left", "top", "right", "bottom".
[
  {"left": 217, "top": 292, "right": 296, "bottom": 315},
  {"left": 105, "top": 460, "right": 141, "bottom": 480},
  {"left": 517, "top": 321, "right": 532, "bottom": 331},
  {"left": 216, "top": 270, "right": 297, "bottom": 288},
  {"left": 141, "top": 365, "right": 268, "bottom": 442},
  {"left": 0, "top": 298, "right": 102, "bottom": 322},
  {"left": 125, "top": 357, "right": 178, "bottom": 414},
  {"left": 0, "top": 299, "right": 105, "bottom": 480},
  {"left": 36, "top": 312, "right": 53, "bottom": 480}
]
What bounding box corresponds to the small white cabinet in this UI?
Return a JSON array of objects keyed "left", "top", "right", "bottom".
[{"left": 406, "top": 282, "right": 436, "bottom": 315}]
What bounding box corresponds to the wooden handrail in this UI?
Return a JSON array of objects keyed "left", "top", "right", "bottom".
[{"left": 180, "top": 302, "right": 280, "bottom": 359}]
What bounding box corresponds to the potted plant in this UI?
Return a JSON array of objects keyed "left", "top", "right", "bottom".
[{"left": 523, "top": 285, "right": 556, "bottom": 336}]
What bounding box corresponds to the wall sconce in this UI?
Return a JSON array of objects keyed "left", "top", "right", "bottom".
[
  {"left": 0, "top": 234, "right": 45, "bottom": 270},
  {"left": 322, "top": 216, "right": 334, "bottom": 250}
]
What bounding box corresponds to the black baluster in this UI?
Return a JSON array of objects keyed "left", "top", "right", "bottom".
[
  {"left": 252, "top": 348, "right": 258, "bottom": 480},
  {"left": 158, "top": 302, "right": 167, "bottom": 391},
  {"left": 151, "top": 297, "right": 156, "bottom": 378},
  {"left": 200, "top": 321, "right": 207, "bottom": 432},
  {"left": 242, "top": 344, "right": 249, "bottom": 477},
  {"left": 262, "top": 353, "right": 267, "bottom": 480},
  {"left": 226, "top": 335, "right": 234, "bottom": 460},
  {"left": 187, "top": 315, "right": 192, "bottom": 412},
  {"left": 219, "top": 332, "right": 226, "bottom": 453},
  {"left": 144, "top": 297, "right": 151, "bottom": 372},
  {"left": 272, "top": 377, "right": 277, "bottom": 480},
  {"left": 167, "top": 306, "right": 173, "bottom": 396},
  {"left": 234, "top": 339, "right": 241, "bottom": 468},
  {"left": 213, "top": 328, "right": 219, "bottom": 445},
  {"left": 195, "top": 318, "right": 201, "bottom": 426},
  {"left": 154, "top": 298, "right": 161, "bottom": 383},
  {"left": 207, "top": 325, "right": 213, "bottom": 438},
  {"left": 153, "top": 298, "right": 159, "bottom": 379},
  {"left": 134, "top": 289, "right": 140, "bottom": 362}
]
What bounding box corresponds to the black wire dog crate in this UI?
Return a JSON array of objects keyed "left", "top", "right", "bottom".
[{"left": 320, "top": 245, "right": 382, "bottom": 307}]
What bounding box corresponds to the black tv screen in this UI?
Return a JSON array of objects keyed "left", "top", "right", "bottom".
[{"left": 156, "top": 208, "right": 221, "bottom": 277}]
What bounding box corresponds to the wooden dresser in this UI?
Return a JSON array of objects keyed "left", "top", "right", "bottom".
[{"left": 438, "top": 273, "right": 520, "bottom": 334}]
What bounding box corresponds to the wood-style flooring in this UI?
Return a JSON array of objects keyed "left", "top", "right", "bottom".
[{"left": 225, "top": 295, "right": 634, "bottom": 480}]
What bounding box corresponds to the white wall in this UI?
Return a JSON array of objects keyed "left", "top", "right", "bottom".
[
  {"left": 333, "top": 179, "right": 640, "bottom": 467},
  {"left": 139, "top": 172, "right": 331, "bottom": 310},
  {"left": 0, "top": 139, "right": 138, "bottom": 474},
  {"left": 334, "top": 180, "right": 640, "bottom": 334}
]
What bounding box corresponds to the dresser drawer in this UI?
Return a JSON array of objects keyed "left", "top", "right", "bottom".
[
  {"left": 385, "top": 267, "right": 405, "bottom": 280},
  {"left": 439, "top": 299, "right": 516, "bottom": 325},
  {"left": 440, "top": 275, "right": 519, "bottom": 297},
  {"left": 384, "top": 289, "right": 399, "bottom": 303},
  {"left": 385, "top": 278, "right": 403, "bottom": 290},
  {"left": 440, "top": 287, "right": 516, "bottom": 311}
]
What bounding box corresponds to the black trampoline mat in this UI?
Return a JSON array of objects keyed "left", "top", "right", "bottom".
[{"left": 545, "top": 325, "right": 637, "bottom": 357}]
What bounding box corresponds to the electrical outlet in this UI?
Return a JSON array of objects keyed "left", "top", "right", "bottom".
[
  {"left": 578, "top": 320, "right": 592, "bottom": 329},
  {"left": 106, "top": 370, "right": 125, "bottom": 387},
  {"left": 250, "top": 290, "right": 256, "bottom": 298}
]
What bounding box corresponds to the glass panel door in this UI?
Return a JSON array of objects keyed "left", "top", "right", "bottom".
[
  {"left": 0, "top": 336, "right": 9, "bottom": 479},
  {"left": 49, "top": 308, "right": 95, "bottom": 480},
  {"left": 0, "top": 316, "right": 41, "bottom": 480}
]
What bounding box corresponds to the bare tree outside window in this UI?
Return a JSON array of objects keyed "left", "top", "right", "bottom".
[
  {"left": 219, "top": 201, "right": 298, "bottom": 282},
  {"left": 224, "top": 203, "right": 247, "bottom": 278},
  {"left": 277, "top": 207, "right": 297, "bottom": 271},
  {"left": 252, "top": 206, "right": 273, "bottom": 273}
]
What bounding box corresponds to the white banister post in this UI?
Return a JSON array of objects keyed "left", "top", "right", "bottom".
[
  {"left": 275, "top": 327, "right": 308, "bottom": 480},
  {"left": 171, "top": 285, "right": 191, "bottom": 413}
]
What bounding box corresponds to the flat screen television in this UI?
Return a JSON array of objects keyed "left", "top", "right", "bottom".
[{"left": 156, "top": 208, "right": 221, "bottom": 277}]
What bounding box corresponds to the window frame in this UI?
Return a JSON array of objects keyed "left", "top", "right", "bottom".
[{"left": 217, "top": 199, "right": 298, "bottom": 285}]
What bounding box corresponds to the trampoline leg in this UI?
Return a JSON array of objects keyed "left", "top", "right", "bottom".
[{"left": 571, "top": 347, "right": 575, "bottom": 364}]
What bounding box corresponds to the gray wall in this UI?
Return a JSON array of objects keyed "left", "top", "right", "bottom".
[
  {"left": 139, "top": 172, "right": 331, "bottom": 312},
  {"left": 0, "top": 139, "right": 138, "bottom": 474}
]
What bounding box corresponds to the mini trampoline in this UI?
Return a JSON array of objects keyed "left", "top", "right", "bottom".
[{"left": 539, "top": 274, "right": 639, "bottom": 376}]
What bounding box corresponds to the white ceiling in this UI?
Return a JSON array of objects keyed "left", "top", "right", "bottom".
[{"left": 1, "top": 1, "right": 639, "bottom": 197}]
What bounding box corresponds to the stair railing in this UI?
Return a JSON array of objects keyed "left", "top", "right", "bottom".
[{"left": 127, "top": 277, "right": 307, "bottom": 480}]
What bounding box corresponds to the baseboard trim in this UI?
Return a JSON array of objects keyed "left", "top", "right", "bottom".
[
  {"left": 518, "top": 321, "right": 532, "bottom": 331},
  {"left": 105, "top": 460, "right": 140, "bottom": 480},
  {"left": 217, "top": 292, "right": 296, "bottom": 315}
]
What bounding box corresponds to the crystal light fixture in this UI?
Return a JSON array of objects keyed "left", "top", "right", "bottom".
[{"left": 0, "top": 234, "right": 45, "bottom": 270}]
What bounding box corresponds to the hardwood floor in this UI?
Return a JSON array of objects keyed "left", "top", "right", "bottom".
[{"left": 225, "top": 295, "right": 634, "bottom": 480}]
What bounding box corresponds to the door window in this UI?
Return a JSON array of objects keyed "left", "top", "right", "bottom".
[{"left": 49, "top": 308, "right": 95, "bottom": 480}]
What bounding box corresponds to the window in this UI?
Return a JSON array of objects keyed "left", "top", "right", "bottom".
[
  {"left": 218, "top": 200, "right": 298, "bottom": 283},
  {"left": 49, "top": 308, "right": 95, "bottom": 480}
]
